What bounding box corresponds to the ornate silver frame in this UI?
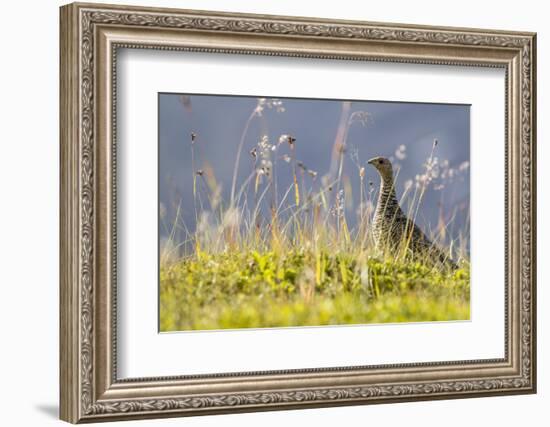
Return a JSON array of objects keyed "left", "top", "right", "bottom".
[{"left": 60, "top": 2, "right": 537, "bottom": 423}]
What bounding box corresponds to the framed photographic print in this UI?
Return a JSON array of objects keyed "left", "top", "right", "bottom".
[{"left": 60, "top": 2, "right": 537, "bottom": 423}]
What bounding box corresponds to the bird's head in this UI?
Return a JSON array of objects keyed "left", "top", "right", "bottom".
[{"left": 368, "top": 156, "right": 394, "bottom": 181}]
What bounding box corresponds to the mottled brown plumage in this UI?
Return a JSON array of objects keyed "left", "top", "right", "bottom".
[{"left": 368, "top": 156, "right": 457, "bottom": 269}]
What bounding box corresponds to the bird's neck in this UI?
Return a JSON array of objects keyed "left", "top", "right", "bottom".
[{"left": 378, "top": 175, "right": 398, "bottom": 208}]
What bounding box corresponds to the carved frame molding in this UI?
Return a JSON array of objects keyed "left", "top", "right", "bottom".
[{"left": 60, "top": 2, "right": 536, "bottom": 423}]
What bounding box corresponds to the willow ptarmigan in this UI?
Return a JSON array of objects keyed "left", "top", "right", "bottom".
[{"left": 368, "top": 156, "right": 457, "bottom": 270}]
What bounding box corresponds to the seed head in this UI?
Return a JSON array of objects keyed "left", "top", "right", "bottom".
[
  {"left": 348, "top": 111, "right": 372, "bottom": 127},
  {"left": 336, "top": 143, "right": 346, "bottom": 154},
  {"left": 459, "top": 161, "right": 470, "bottom": 172},
  {"left": 395, "top": 144, "right": 407, "bottom": 161}
]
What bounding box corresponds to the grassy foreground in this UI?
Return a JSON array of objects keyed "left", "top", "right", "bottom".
[{"left": 160, "top": 249, "right": 469, "bottom": 331}]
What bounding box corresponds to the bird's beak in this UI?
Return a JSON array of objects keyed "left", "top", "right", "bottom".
[{"left": 367, "top": 157, "right": 376, "bottom": 165}]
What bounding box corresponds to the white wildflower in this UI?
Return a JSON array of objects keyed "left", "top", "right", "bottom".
[
  {"left": 256, "top": 98, "right": 285, "bottom": 115},
  {"left": 395, "top": 144, "right": 407, "bottom": 161},
  {"left": 348, "top": 111, "right": 373, "bottom": 127},
  {"left": 459, "top": 161, "right": 470, "bottom": 172},
  {"left": 278, "top": 134, "right": 289, "bottom": 146}
]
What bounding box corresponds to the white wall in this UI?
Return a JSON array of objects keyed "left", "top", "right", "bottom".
[{"left": 0, "top": 0, "right": 545, "bottom": 426}]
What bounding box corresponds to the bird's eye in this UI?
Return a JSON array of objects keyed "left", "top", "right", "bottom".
[{"left": 378, "top": 159, "right": 384, "bottom": 164}]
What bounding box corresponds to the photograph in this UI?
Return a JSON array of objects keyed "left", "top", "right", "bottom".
[
  {"left": 158, "top": 94, "right": 471, "bottom": 331},
  {"left": 57, "top": 3, "right": 536, "bottom": 422}
]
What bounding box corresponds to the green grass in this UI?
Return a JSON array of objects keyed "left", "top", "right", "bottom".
[{"left": 160, "top": 249, "right": 470, "bottom": 331}]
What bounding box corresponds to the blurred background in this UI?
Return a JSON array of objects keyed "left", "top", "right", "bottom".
[{"left": 159, "top": 93, "right": 470, "bottom": 253}]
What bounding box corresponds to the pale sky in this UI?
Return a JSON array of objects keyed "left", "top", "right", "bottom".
[{"left": 159, "top": 93, "right": 470, "bottom": 246}]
